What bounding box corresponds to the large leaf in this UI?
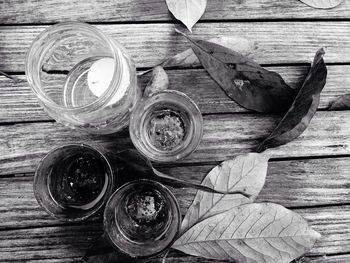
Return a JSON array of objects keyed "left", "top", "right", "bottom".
[
  {"left": 299, "top": 0, "right": 344, "bottom": 9},
  {"left": 161, "top": 36, "right": 255, "bottom": 68},
  {"left": 176, "top": 30, "right": 297, "bottom": 113},
  {"left": 112, "top": 149, "right": 250, "bottom": 197},
  {"left": 173, "top": 203, "right": 321, "bottom": 263},
  {"left": 257, "top": 49, "right": 327, "bottom": 152},
  {"left": 165, "top": 0, "right": 207, "bottom": 32},
  {"left": 328, "top": 93, "right": 350, "bottom": 110},
  {"left": 181, "top": 153, "right": 269, "bottom": 234}
]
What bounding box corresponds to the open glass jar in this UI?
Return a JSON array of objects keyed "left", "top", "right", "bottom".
[
  {"left": 104, "top": 179, "right": 181, "bottom": 259},
  {"left": 129, "top": 90, "right": 203, "bottom": 163},
  {"left": 26, "top": 22, "right": 139, "bottom": 134},
  {"left": 33, "top": 144, "right": 114, "bottom": 221}
]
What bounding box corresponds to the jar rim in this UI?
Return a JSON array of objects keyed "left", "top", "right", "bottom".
[
  {"left": 129, "top": 90, "right": 204, "bottom": 163},
  {"left": 33, "top": 143, "right": 114, "bottom": 222},
  {"left": 103, "top": 179, "right": 181, "bottom": 258},
  {"left": 25, "top": 22, "right": 123, "bottom": 113}
]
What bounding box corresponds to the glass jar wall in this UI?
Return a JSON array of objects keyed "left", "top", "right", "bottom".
[{"left": 26, "top": 22, "right": 139, "bottom": 134}]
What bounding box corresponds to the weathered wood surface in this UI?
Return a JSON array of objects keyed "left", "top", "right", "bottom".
[
  {"left": 1, "top": 111, "right": 350, "bottom": 174},
  {"left": 0, "top": 0, "right": 350, "bottom": 24},
  {"left": 2, "top": 64, "right": 350, "bottom": 122},
  {"left": 1, "top": 157, "right": 350, "bottom": 229},
  {"left": 1, "top": 0, "right": 350, "bottom": 261},
  {"left": 0, "top": 205, "right": 349, "bottom": 261},
  {"left": 1, "top": 22, "right": 350, "bottom": 72}
]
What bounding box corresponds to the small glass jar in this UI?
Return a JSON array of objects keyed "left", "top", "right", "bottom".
[
  {"left": 104, "top": 179, "right": 181, "bottom": 259},
  {"left": 129, "top": 90, "right": 203, "bottom": 162},
  {"left": 33, "top": 144, "right": 114, "bottom": 221},
  {"left": 25, "top": 22, "right": 139, "bottom": 134}
]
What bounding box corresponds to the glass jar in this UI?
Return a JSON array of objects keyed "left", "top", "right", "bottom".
[
  {"left": 25, "top": 22, "right": 139, "bottom": 134},
  {"left": 129, "top": 90, "right": 203, "bottom": 162},
  {"left": 104, "top": 179, "right": 181, "bottom": 259},
  {"left": 33, "top": 144, "right": 114, "bottom": 221}
]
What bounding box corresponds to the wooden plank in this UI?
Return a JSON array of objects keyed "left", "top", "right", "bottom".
[
  {"left": 1, "top": 22, "right": 350, "bottom": 72},
  {"left": 0, "top": 205, "right": 348, "bottom": 260},
  {"left": 1, "top": 157, "right": 349, "bottom": 229},
  {"left": 1, "top": 65, "right": 350, "bottom": 123},
  {"left": 1, "top": 0, "right": 350, "bottom": 24},
  {"left": 1, "top": 111, "right": 350, "bottom": 174}
]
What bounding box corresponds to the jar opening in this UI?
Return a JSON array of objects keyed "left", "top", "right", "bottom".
[{"left": 25, "top": 22, "right": 123, "bottom": 113}]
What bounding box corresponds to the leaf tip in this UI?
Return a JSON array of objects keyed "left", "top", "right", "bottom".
[{"left": 312, "top": 229, "right": 322, "bottom": 240}]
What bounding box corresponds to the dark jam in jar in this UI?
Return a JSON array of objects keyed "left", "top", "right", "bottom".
[
  {"left": 118, "top": 186, "right": 170, "bottom": 242},
  {"left": 147, "top": 110, "right": 185, "bottom": 151},
  {"left": 49, "top": 153, "right": 108, "bottom": 209}
]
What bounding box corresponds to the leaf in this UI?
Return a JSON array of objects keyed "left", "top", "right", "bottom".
[
  {"left": 328, "top": 93, "right": 350, "bottom": 110},
  {"left": 143, "top": 66, "right": 169, "bottom": 97},
  {"left": 113, "top": 149, "right": 250, "bottom": 197},
  {"left": 180, "top": 153, "right": 269, "bottom": 234},
  {"left": 299, "top": 0, "right": 344, "bottom": 9},
  {"left": 176, "top": 29, "right": 297, "bottom": 113},
  {"left": 173, "top": 203, "right": 321, "bottom": 263},
  {"left": 257, "top": 49, "right": 327, "bottom": 152},
  {"left": 165, "top": 0, "right": 207, "bottom": 32},
  {"left": 161, "top": 36, "right": 255, "bottom": 68}
]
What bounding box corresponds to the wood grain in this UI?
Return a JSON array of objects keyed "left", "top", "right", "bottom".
[
  {"left": 1, "top": 111, "right": 350, "bottom": 174},
  {"left": 0, "top": 0, "right": 350, "bottom": 24},
  {"left": 0, "top": 205, "right": 348, "bottom": 261},
  {"left": 1, "top": 22, "right": 350, "bottom": 72},
  {"left": 1, "top": 157, "right": 350, "bottom": 229},
  {"left": 1, "top": 65, "right": 350, "bottom": 123}
]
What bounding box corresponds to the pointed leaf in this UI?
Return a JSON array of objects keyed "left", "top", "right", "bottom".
[
  {"left": 181, "top": 153, "right": 269, "bottom": 234},
  {"left": 328, "top": 93, "right": 350, "bottom": 110},
  {"left": 176, "top": 30, "right": 297, "bottom": 113},
  {"left": 162, "top": 36, "right": 255, "bottom": 68},
  {"left": 143, "top": 66, "right": 169, "bottom": 97},
  {"left": 257, "top": 49, "right": 327, "bottom": 152},
  {"left": 113, "top": 149, "right": 249, "bottom": 197},
  {"left": 173, "top": 203, "right": 321, "bottom": 263},
  {"left": 299, "top": 0, "right": 344, "bottom": 9},
  {"left": 165, "top": 0, "right": 207, "bottom": 31}
]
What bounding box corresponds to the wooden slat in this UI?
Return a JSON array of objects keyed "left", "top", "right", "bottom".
[
  {"left": 158, "top": 252, "right": 350, "bottom": 263},
  {"left": 1, "top": 65, "right": 350, "bottom": 123},
  {"left": 152, "top": 252, "right": 350, "bottom": 263},
  {"left": 1, "top": 111, "right": 350, "bottom": 174},
  {"left": 1, "top": 0, "right": 350, "bottom": 24},
  {"left": 1, "top": 157, "right": 349, "bottom": 229},
  {"left": 0, "top": 205, "right": 348, "bottom": 260},
  {"left": 1, "top": 22, "right": 350, "bottom": 72}
]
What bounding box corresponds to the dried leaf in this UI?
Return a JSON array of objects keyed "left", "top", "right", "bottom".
[
  {"left": 143, "top": 66, "right": 169, "bottom": 97},
  {"left": 257, "top": 49, "right": 327, "bottom": 152},
  {"left": 328, "top": 93, "right": 350, "bottom": 110},
  {"left": 162, "top": 36, "right": 255, "bottom": 68},
  {"left": 181, "top": 153, "right": 269, "bottom": 234},
  {"left": 113, "top": 149, "right": 250, "bottom": 197},
  {"left": 173, "top": 203, "right": 321, "bottom": 263},
  {"left": 299, "top": 0, "right": 344, "bottom": 9},
  {"left": 176, "top": 30, "right": 297, "bottom": 113},
  {"left": 165, "top": 0, "right": 207, "bottom": 32}
]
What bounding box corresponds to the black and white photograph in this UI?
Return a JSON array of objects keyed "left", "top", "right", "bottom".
[{"left": 0, "top": 0, "right": 349, "bottom": 262}]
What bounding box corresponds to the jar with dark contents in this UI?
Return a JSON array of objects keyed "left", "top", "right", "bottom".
[
  {"left": 129, "top": 90, "right": 203, "bottom": 162},
  {"left": 104, "top": 180, "right": 181, "bottom": 258},
  {"left": 34, "top": 144, "right": 114, "bottom": 221}
]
